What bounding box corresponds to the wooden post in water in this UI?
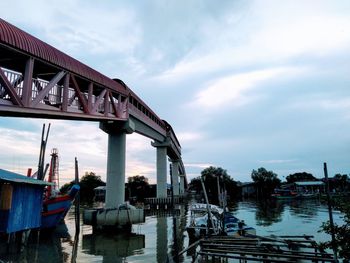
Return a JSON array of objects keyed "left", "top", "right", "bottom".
[
  {"left": 71, "top": 157, "right": 80, "bottom": 263},
  {"left": 74, "top": 157, "right": 80, "bottom": 233},
  {"left": 323, "top": 162, "right": 338, "bottom": 261},
  {"left": 200, "top": 176, "right": 217, "bottom": 234},
  {"left": 216, "top": 176, "right": 221, "bottom": 207},
  {"left": 170, "top": 163, "right": 174, "bottom": 209}
]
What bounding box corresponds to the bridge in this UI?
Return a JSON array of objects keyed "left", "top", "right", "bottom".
[{"left": 0, "top": 18, "right": 187, "bottom": 209}]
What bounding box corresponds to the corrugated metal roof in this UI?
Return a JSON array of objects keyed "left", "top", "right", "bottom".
[
  {"left": 295, "top": 181, "right": 324, "bottom": 186},
  {"left": 0, "top": 18, "right": 128, "bottom": 96},
  {"left": 0, "top": 169, "right": 52, "bottom": 186}
]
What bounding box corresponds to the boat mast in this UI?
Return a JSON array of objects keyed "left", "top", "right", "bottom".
[
  {"left": 37, "top": 123, "right": 50, "bottom": 180},
  {"left": 200, "top": 176, "right": 218, "bottom": 235}
]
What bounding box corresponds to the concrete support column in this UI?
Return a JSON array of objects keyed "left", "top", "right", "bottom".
[
  {"left": 156, "top": 146, "right": 167, "bottom": 198},
  {"left": 105, "top": 131, "right": 126, "bottom": 208},
  {"left": 179, "top": 175, "right": 185, "bottom": 195},
  {"left": 100, "top": 120, "right": 135, "bottom": 209},
  {"left": 171, "top": 161, "right": 179, "bottom": 196}
]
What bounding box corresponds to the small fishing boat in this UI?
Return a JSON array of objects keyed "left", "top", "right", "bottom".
[
  {"left": 187, "top": 175, "right": 255, "bottom": 239},
  {"left": 223, "top": 211, "right": 256, "bottom": 236},
  {"left": 34, "top": 124, "right": 80, "bottom": 229},
  {"left": 271, "top": 189, "right": 298, "bottom": 199},
  {"left": 41, "top": 184, "right": 80, "bottom": 229},
  {"left": 40, "top": 148, "right": 80, "bottom": 229},
  {"left": 186, "top": 203, "right": 256, "bottom": 239},
  {"left": 186, "top": 203, "right": 222, "bottom": 238}
]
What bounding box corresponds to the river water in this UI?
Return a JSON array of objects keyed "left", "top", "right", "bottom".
[{"left": 0, "top": 198, "right": 344, "bottom": 263}]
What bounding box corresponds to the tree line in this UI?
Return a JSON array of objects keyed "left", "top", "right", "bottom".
[{"left": 61, "top": 167, "right": 349, "bottom": 203}]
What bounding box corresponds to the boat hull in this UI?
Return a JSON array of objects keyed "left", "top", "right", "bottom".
[{"left": 41, "top": 184, "right": 79, "bottom": 229}]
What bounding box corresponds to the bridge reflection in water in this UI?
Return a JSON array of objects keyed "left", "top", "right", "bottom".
[
  {"left": 78, "top": 205, "right": 188, "bottom": 262},
  {"left": 0, "top": 204, "right": 189, "bottom": 263},
  {"left": 82, "top": 233, "right": 145, "bottom": 262},
  {"left": 1, "top": 199, "right": 343, "bottom": 262}
]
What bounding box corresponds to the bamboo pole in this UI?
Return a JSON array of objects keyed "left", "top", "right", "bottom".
[
  {"left": 200, "top": 176, "right": 217, "bottom": 234},
  {"left": 323, "top": 162, "right": 338, "bottom": 261},
  {"left": 71, "top": 157, "right": 80, "bottom": 263},
  {"left": 178, "top": 238, "right": 203, "bottom": 256}
]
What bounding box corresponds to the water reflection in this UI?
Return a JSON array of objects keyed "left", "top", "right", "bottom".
[
  {"left": 170, "top": 205, "right": 188, "bottom": 263},
  {"left": 0, "top": 224, "right": 71, "bottom": 263},
  {"left": 156, "top": 216, "right": 167, "bottom": 262},
  {"left": 82, "top": 232, "right": 145, "bottom": 263},
  {"left": 0, "top": 200, "right": 343, "bottom": 263},
  {"left": 289, "top": 199, "right": 320, "bottom": 218},
  {"left": 154, "top": 206, "right": 188, "bottom": 262},
  {"left": 254, "top": 199, "right": 284, "bottom": 226}
]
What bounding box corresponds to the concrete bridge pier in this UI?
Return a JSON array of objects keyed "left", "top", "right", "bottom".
[
  {"left": 105, "top": 130, "right": 126, "bottom": 208},
  {"left": 83, "top": 120, "right": 144, "bottom": 231},
  {"left": 100, "top": 121, "right": 135, "bottom": 208},
  {"left": 179, "top": 175, "right": 185, "bottom": 195},
  {"left": 171, "top": 160, "right": 180, "bottom": 196},
  {"left": 156, "top": 146, "right": 167, "bottom": 198},
  {"left": 152, "top": 142, "right": 168, "bottom": 198}
]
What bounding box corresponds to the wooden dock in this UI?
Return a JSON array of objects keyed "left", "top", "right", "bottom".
[{"left": 180, "top": 235, "right": 336, "bottom": 262}]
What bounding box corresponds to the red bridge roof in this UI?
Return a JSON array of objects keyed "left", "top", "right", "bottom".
[{"left": 0, "top": 18, "right": 128, "bottom": 96}]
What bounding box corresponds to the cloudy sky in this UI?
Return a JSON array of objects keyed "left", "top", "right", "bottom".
[{"left": 1, "top": 0, "right": 349, "bottom": 185}]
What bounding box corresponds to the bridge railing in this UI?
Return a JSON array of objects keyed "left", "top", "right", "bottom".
[
  {"left": 0, "top": 67, "right": 128, "bottom": 118},
  {"left": 128, "top": 90, "right": 167, "bottom": 136}
]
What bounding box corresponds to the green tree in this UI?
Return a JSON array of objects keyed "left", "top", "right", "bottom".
[
  {"left": 251, "top": 167, "right": 281, "bottom": 197},
  {"left": 126, "top": 175, "right": 150, "bottom": 202},
  {"left": 255, "top": 200, "right": 284, "bottom": 226},
  {"left": 330, "top": 174, "right": 349, "bottom": 192},
  {"left": 320, "top": 196, "right": 350, "bottom": 260},
  {"left": 60, "top": 171, "right": 105, "bottom": 203},
  {"left": 196, "top": 166, "right": 238, "bottom": 204},
  {"left": 286, "top": 172, "right": 316, "bottom": 183},
  {"left": 188, "top": 177, "right": 201, "bottom": 193}
]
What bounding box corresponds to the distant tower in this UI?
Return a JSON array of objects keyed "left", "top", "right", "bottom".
[{"left": 48, "top": 148, "right": 60, "bottom": 196}]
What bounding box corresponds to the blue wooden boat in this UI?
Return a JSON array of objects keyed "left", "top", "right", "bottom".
[
  {"left": 224, "top": 211, "right": 256, "bottom": 236},
  {"left": 41, "top": 184, "right": 79, "bottom": 229}
]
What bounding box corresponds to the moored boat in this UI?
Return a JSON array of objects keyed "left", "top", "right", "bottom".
[
  {"left": 271, "top": 189, "right": 298, "bottom": 199},
  {"left": 41, "top": 184, "right": 80, "bottom": 229},
  {"left": 224, "top": 211, "right": 256, "bottom": 236},
  {"left": 33, "top": 124, "right": 80, "bottom": 229},
  {"left": 187, "top": 175, "right": 255, "bottom": 239},
  {"left": 40, "top": 148, "right": 79, "bottom": 229},
  {"left": 186, "top": 203, "right": 222, "bottom": 238},
  {"left": 186, "top": 203, "right": 256, "bottom": 239}
]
